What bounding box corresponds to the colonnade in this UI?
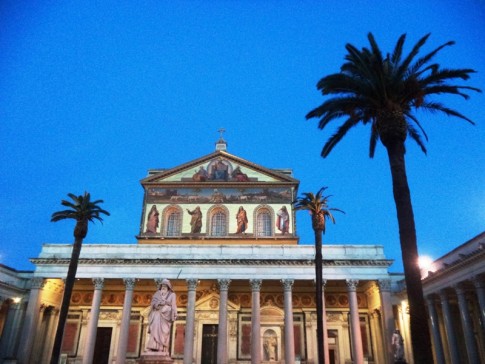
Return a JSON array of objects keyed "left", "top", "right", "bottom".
[
  {"left": 3, "top": 276, "right": 397, "bottom": 364},
  {"left": 425, "top": 276, "right": 485, "bottom": 364}
]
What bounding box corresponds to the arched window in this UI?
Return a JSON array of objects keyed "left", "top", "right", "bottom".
[
  {"left": 256, "top": 208, "right": 272, "bottom": 236},
  {"left": 210, "top": 209, "right": 227, "bottom": 236},
  {"left": 163, "top": 206, "right": 182, "bottom": 237}
]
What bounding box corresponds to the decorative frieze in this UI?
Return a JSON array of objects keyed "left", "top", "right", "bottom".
[{"left": 31, "top": 257, "right": 392, "bottom": 267}]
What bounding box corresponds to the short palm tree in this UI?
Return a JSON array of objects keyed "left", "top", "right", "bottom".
[
  {"left": 50, "top": 192, "right": 109, "bottom": 364},
  {"left": 306, "top": 33, "right": 480, "bottom": 363},
  {"left": 294, "top": 187, "right": 343, "bottom": 364}
]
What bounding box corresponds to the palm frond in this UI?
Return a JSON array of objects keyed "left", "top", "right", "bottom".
[
  {"left": 406, "top": 40, "right": 455, "bottom": 76},
  {"left": 51, "top": 192, "right": 110, "bottom": 223},
  {"left": 322, "top": 117, "right": 361, "bottom": 157},
  {"left": 369, "top": 124, "right": 379, "bottom": 158},
  {"left": 419, "top": 101, "right": 476, "bottom": 124},
  {"left": 307, "top": 33, "right": 479, "bottom": 158},
  {"left": 405, "top": 113, "right": 428, "bottom": 141},
  {"left": 396, "top": 33, "right": 431, "bottom": 77},
  {"left": 390, "top": 34, "right": 407, "bottom": 65},
  {"left": 407, "top": 125, "right": 427, "bottom": 154}
]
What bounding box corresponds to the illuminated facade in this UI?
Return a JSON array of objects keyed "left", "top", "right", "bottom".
[{"left": 1, "top": 140, "right": 483, "bottom": 364}]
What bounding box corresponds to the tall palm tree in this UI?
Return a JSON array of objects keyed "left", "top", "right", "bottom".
[
  {"left": 294, "top": 187, "right": 343, "bottom": 364},
  {"left": 50, "top": 192, "right": 109, "bottom": 364},
  {"left": 306, "top": 33, "right": 480, "bottom": 363}
]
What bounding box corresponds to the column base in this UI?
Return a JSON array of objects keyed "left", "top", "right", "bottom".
[{"left": 138, "top": 352, "right": 174, "bottom": 364}]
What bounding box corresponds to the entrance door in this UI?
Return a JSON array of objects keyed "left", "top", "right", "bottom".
[
  {"left": 201, "top": 324, "right": 218, "bottom": 364},
  {"left": 93, "top": 327, "right": 112, "bottom": 364},
  {"left": 328, "top": 330, "right": 339, "bottom": 364}
]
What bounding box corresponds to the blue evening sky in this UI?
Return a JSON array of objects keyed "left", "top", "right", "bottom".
[{"left": 1, "top": 1, "right": 484, "bottom": 272}]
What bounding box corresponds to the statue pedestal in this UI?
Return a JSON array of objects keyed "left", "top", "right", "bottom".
[{"left": 138, "top": 351, "right": 174, "bottom": 364}]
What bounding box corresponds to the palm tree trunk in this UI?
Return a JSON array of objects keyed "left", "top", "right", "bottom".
[
  {"left": 314, "top": 229, "right": 325, "bottom": 364},
  {"left": 50, "top": 236, "right": 83, "bottom": 364},
  {"left": 385, "top": 142, "right": 433, "bottom": 364}
]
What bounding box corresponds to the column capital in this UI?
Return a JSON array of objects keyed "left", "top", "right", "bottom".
[
  {"left": 426, "top": 294, "right": 437, "bottom": 304},
  {"left": 249, "top": 279, "right": 262, "bottom": 291},
  {"left": 281, "top": 279, "right": 294, "bottom": 291},
  {"left": 31, "top": 277, "right": 46, "bottom": 289},
  {"left": 472, "top": 275, "right": 485, "bottom": 289},
  {"left": 92, "top": 278, "right": 105, "bottom": 290},
  {"left": 346, "top": 279, "right": 359, "bottom": 291},
  {"left": 438, "top": 289, "right": 449, "bottom": 300},
  {"left": 186, "top": 278, "right": 198, "bottom": 290},
  {"left": 377, "top": 279, "right": 391, "bottom": 292},
  {"left": 123, "top": 278, "right": 136, "bottom": 290},
  {"left": 453, "top": 283, "right": 466, "bottom": 296},
  {"left": 218, "top": 278, "right": 231, "bottom": 291}
]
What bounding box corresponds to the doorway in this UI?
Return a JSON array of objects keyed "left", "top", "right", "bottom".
[
  {"left": 328, "top": 330, "right": 339, "bottom": 364},
  {"left": 201, "top": 324, "right": 218, "bottom": 364},
  {"left": 93, "top": 327, "right": 112, "bottom": 364}
]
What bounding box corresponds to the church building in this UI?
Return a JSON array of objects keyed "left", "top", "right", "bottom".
[{"left": 0, "top": 137, "right": 484, "bottom": 364}]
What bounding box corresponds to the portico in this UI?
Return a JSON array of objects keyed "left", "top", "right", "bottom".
[
  {"left": 419, "top": 232, "right": 485, "bottom": 364},
  {"left": 14, "top": 243, "right": 397, "bottom": 364}
]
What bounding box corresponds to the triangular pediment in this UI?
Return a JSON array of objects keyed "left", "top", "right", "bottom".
[
  {"left": 195, "top": 291, "right": 240, "bottom": 311},
  {"left": 141, "top": 151, "right": 298, "bottom": 185}
]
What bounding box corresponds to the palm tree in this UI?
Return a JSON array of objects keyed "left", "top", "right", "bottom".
[
  {"left": 306, "top": 33, "right": 480, "bottom": 363},
  {"left": 294, "top": 187, "right": 343, "bottom": 364},
  {"left": 50, "top": 192, "right": 109, "bottom": 364}
]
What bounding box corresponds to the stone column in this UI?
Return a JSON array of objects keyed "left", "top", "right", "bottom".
[
  {"left": 346, "top": 279, "right": 363, "bottom": 364},
  {"left": 18, "top": 277, "right": 45, "bottom": 364},
  {"left": 116, "top": 278, "right": 136, "bottom": 364},
  {"left": 32, "top": 304, "right": 50, "bottom": 362},
  {"left": 0, "top": 300, "right": 24, "bottom": 360},
  {"left": 472, "top": 276, "right": 485, "bottom": 336},
  {"left": 41, "top": 307, "right": 59, "bottom": 364},
  {"left": 454, "top": 284, "right": 480, "bottom": 364},
  {"left": 321, "top": 280, "right": 330, "bottom": 364},
  {"left": 281, "top": 279, "right": 295, "bottom": 363},
  {"left": 370, "top": 309, "right": 384, "bottom": 364},
  {"left": 426, "top": 295, "right": 445, "bottom": 364},
  {"left": 439, "top": 289, "right": 460, "bottom": 364},
  {"left": 217, "top": 278, "right": 231, "bottom": 364},
  {"left": 398, "top": 302, "right": 412, "bottom": 363},
  {"left": 377, "top": 279, "right": 393, "bottom": 364},
  {"left": 83, "top": 278, "right": 104, "bottom": 364},
  {"left": 250, "top": 279, "right": 262, "bottom": 364},
  {"left": 183, "top": 279, "right": 198, "bottom": 364}
]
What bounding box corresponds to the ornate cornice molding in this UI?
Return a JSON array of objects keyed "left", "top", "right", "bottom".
[
  {"left": 31, "top": 258, "right": 392, "bottom": 267},
  {"left": 422, "top": 249, "right": 485, "bottom": 284}
]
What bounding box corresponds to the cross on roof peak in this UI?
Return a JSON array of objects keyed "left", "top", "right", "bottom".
[{"left": 215, "top": 128, "right": 227, "bottom": 151}]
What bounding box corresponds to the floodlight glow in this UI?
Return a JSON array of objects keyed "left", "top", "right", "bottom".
[{"left": 418, "top": 255, "right": 433, "bottom": 270}]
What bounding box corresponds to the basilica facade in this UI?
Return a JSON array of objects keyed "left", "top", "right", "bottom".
[{"left": 0, "top": 140, "right": 484, "bottom": 364}]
